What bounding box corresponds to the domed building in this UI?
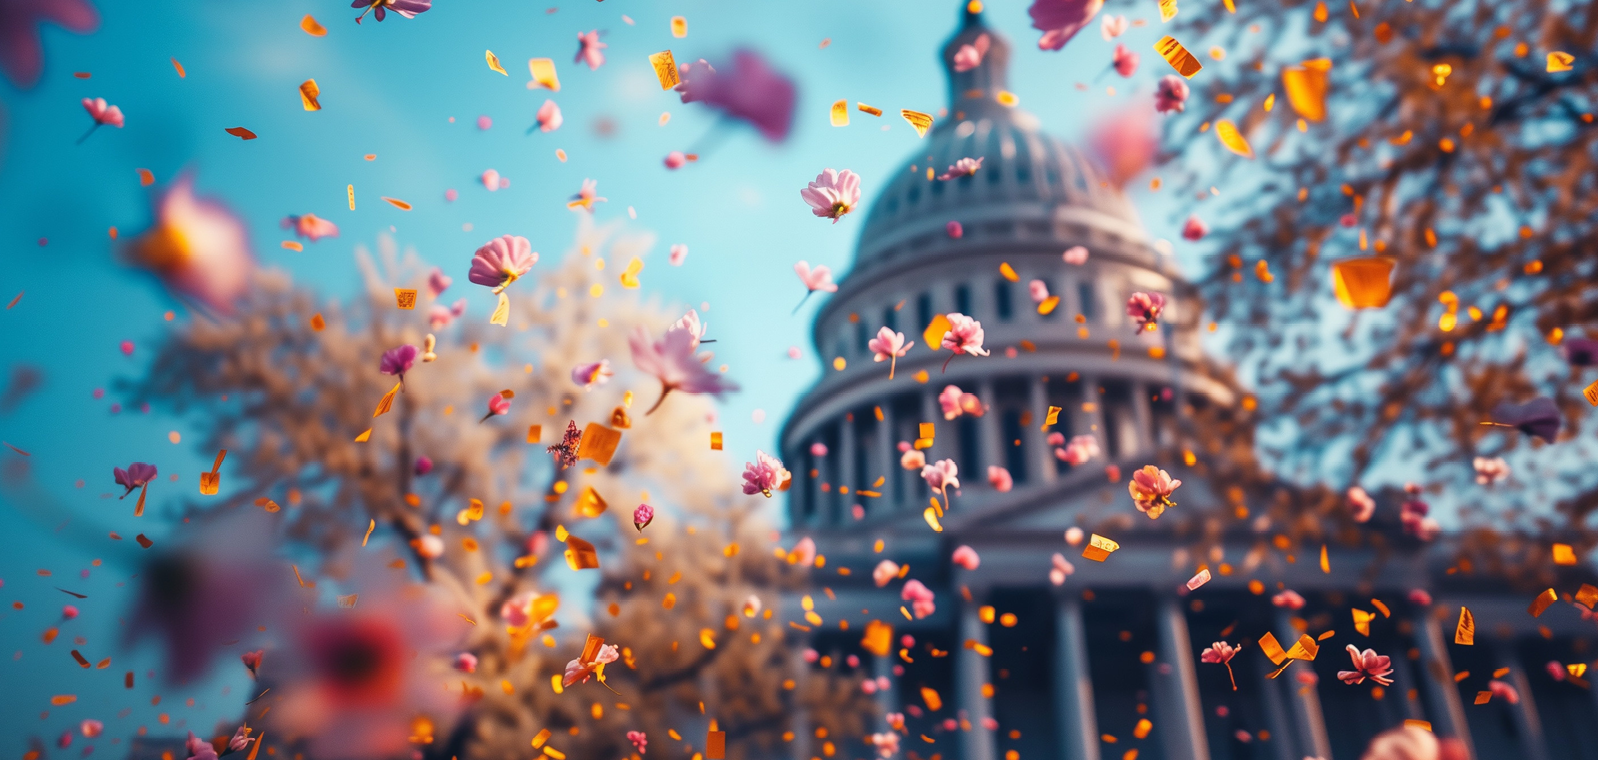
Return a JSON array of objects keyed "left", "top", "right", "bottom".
[{"left": 778, "top": 6, "right": 1598, "bottom": 760}]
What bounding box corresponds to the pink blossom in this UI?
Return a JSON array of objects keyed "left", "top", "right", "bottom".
[
  {"left": 1488, "top": 680, "right": 1519, "bottom": 704},
  {"left": 1089, "top": 104, "right": 1157, "bottom": 187},
  {"left": 427, "top": 267, "right": 451, "bottom": 298},
  {"left": 481, "top": 391, "right": 511, "bottom": 421},
  {"left": 82, "top": 97, "right": 122, "bottom": 127},
  {"left": 629, "top": 322, "right": 738, "bottom": 414},
  {"left": 476, "top": 115, "right": 492, "bottom": 130},
  {"left": 664, "top": 151, "right": 688, "bottom": 170},
  {"left": 1066, "top": 527, "right": 1084, "bottom": 545},
  {"left": 1100, "top": 13, "right": 1128, "bottom": 39},
  {"left": 810, "top": 442, "right": 828, "bottom": 457},
  {"left": 1155, "top": 75, "right": 1191, "bottom": 113},
  {"left": 127, "top": 177, "right": 254, "bottom": 314},
  {"left": 379, "top": 344, "right": 417, "bottom": 381},
  {"left": 952, "top": 33, "right": 990, "bottom": 72},
  {"left": 186, "top": 732, "right": 219, "bottom": 760},
  {"left": 633, "top": 503, "right": 654, "bottom": 531},
  {"left": 672, "top": 309, "right": 709, "bottom": 347},
  {"left": 429, "top": 298, "right": 467, "bottom": 329},
  {"left": 536, "top": 99, "right": 563, "bottom": 132},
  {"left": 414, "top": 456, "right": 433, "bottom": 475},
  {"left": 281, "top": 213, "right": 339, "bottom": 241},
  {"left": 1360, "top": 726, "right": 1468, "bottom": 760},
  {"left": 940, "top": 313, "right": 990, "bottom": 370},
  {"left": 789, "top": 537, "right": 817, "bottom": 566},
  {"left": 673, "top": 50, "right": 796, "bottom": 142},
  {"left": 1047, "top": 432, "right": 1066, "bottom": 446},
  {"left": 900, "top": 448, "right": 926, "bottom": 470},
  {"left": 454, "top": 652, "right": 478, "bottom": 673},
  {"left": 1473, "top": 456, "right": 1510, "bottom": 485},
  {"left": 568, "top": 178, "right": 606, "bottom": 211},
  {"left": 1126, "top": 291, "right": 1167, "bottom": 329},
  {"left": 1408, "top": 589, "right": 1434, "bottom": 607},
  {"left": 62, "top": 604, "right": 78, "bottom": 619},
  {"left": 1028, "top": 280, "right": 1050, "bottom": 303},
  {"left": 571, "top": 360, "right": 612, "bottom": 390},
  {"left": 241, "top": 649, "right": 263, "bottom": 676},
  {"left": 669, "top": 244, "right": 688, "bottom": 265},
  {"left": 468, "top": 234, "right": 537, "bottom": 292},
  {"left": 2, "top": 0, "right": 98, "bottom": 89},
  {"left": 352, "top": 0, "right": 430, "bottom": 24},
  {"left": 800, "top": 168, "right": 861, "bottom": 223},
  {"left": 1128, "top": 465, "right": 1181, "bottom": 518},
  {"left": 861, "top": 679, "right": 877, "bottom": 694},
  {"left": 1063, "top": 246, "right": 1090, "bottom": 265},
  {"left": 1347, "top": 486, "right": 1375, "bottom": 522},
  {"left": 1058, "top": 435, "right": 1100, "bottom": 465},
  {"left": 482, "top": 168, "right": 505, "bottom": 191},
  {"left": 1049, "top": 552, "right": 1075, "bottom": 585},
  {"left": 946, "top": 220, "right": 964, "bottom": 238},
  {"left": 886, "top": 713, "right": 905, "bottom": 731},
  {"left": 445, "top": 188, "right": 458, "bottom": 202},
  {"left": 901, "top": 579, "right": 935, "bottom": 619},
  {"left": 1181, "top": 214, "right": 1208, "bottom": 241},
  {"left": 922, "top": 459, "right": 959, "bottom": 492},
  {"left": 1272, "top": 590, "right": 1305, "bottom": 610},
  {"left": 987, "top": 466, "right": 1013, "bottom": 493},
  {"left": 804, "top": 648, "right": 820, "bottom": 663},
  {"left": 80, "top": 719, "right": 103, "bottom": 738},
  {"left": 1029, "top": 0, "right": 1105, "bottom": 50},
  {"left": 1200, "top": 641, "right": 1239, "bottom": 689},
  {"left": 1112, "top": 44, "right": 1139, "bottom": 77},
  {"left": 1547, "top": 661, "right": 1567, "bottom": 681},
  {"left": 869, "top": 327, "right": 913, "bottom": 378},
  {"left": 627, "top": 731, "right": 648, "bottom": 754},
  {"left": 938, "top": 157, "right": 984, "bottom": 180},
  {"left": 870, "top": 732, "right": 901, "bottom": 758},
  {"left": 939, "top": 385, "right": 985, "bottom": 419},
  {"left": 741, "top": 450, "right": 791, "bottom": 497},
  {"left": 794, "top": 261, "right": 839, "bottom": 292},
  {"left": 873, "top": 560, "right": 900, "bottom": 587},
  {"left": 1337, "top": 644, "right": 1394, "bottom": 686},
  {"left": 952, "top": 545, "right": 981, "bottom": 570},
  {"left": 574, "top": 30, "right": 606, "bottom": 70}
]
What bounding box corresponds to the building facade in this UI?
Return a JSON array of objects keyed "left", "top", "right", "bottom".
[{"left": 778, "top": 8, "right": 1598, "bottom": 760}]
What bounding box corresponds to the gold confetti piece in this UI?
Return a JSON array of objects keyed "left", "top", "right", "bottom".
[
  {"left": 528, "top": 58, "right": 561, "bottom": 91},
  {"left": 362, "top": 519, "right": 375, "bottom": 546},
  {"left": 490, "top": 292, "right": 510, "bottom": 325},
  {"left": 923, "top": 314, "right": 951, "bottom": 351},
  {"left": 137, "top": 168, "right": 154, "bottom": 186},
  {"left": 1259, "top": 632, "right": 1288, "bottom": 664},
  {"left": 900, "top": 109, "right": 934, "bottom": 137},
  {"left": 577, "top": 423, "right": 622, "bottom": 466},
  {"left": 1214, "top": 119, "right": 1253, "bottom": 157},
  {"left": 858, "top": 102, "right": 883, "bottom": 116},
  {"left": 671, "top": 16, "right": 688, "bottom": 38},
  {"left": 300, "top": 14, "right": 327, "bottom": 36},
  {"left": 1353, "top": 608, "right": 1374, "bottom": 636},
  {"left": 575, "top": 486, "right": 608, "bottom": 518},
  {"left": 1158, "top": 0, "right": 1178, "bottom": 22},
  {"left": 1576, "top": 584, "right": 1598, "bottom": 609},
  {"left": 830, "top": 99, "right": 849, "bottom": 127},
  {"left": 921, "top": 687, "right": 942, "bottom": 711},
  {"left": 394, "top": 288, "right": 418, "bottom": 310},
  {"left": 862, "top": 620, "right": 893, "bottom": 656},
  {"left": 1492, "top": 667, "right": 1510, "bottom": 678},
  {"left": 485, "top": 50, "right": 508, "bottom": 75},
  {"left": 705, "top": 731, "right": 725, "bottom": 759},
  {"left": 998, "top": 262, "right": 1019, "bottom": 282},
  {"left": 1281, "top": 59, "right": 1331, "bottom": 121},
  {"left": 1529, "top": 588, "right": 1558, "bottom": 618},
  {"left": 1038, "top": 296, "right": 1060, "bottom": 315},
  {"left": 1571, "top": 663, "right": 1589, "bottom": 678},
  {"left": 225, "top": 127, "right": 257, "bottom": 140},
  {"left": 619, "top": 257, "right": 644, "bottom": 289},
  {"left": 995, "top": 90, "right": 1018, "bottom": 107},
  {"left": 281, "top": 241, "right": 303, "bottom": 251},
  {"left": 1371, "top": 599, "right": 1390, "bottom": 618},
  {"left": 1263, "top": 93, "right": 1275, "bottom": 111},
  {"left": 381, "top": 196, "right": 412, "bottom": 210},
  {"left": 171, "top": 58, "right": 185, "bottom": 78},
  {"left": 298, "top": 79, "right": 321, "bottom": 111},
  {"left": 338, "top": 593, "right": 358, "bottom": 608},
  {"left": 199, "top": 449, "right": 226, "bottom": 495},
  {"left": 710, "top": 432, "right": 722, "bottom": 450},
  {"left": 1319, "top": 544, "right": 1330, "bottom": 573},
  {"left": 1454, "top": 671, "right": 1470, "bottom": 682},
  {"left": 1133, "top": 719, "right": 1152, "bottom": 740},
  {"left": 1405, "top": 720, "right": 1431, "bottom": 732},
  {"left": 347, "top": 184, "right": 355, "bottom": 210},
  {"left": 963, "top": 640, "right": 993, "bottom": 656},
  {"left": 1083, "top": 534, "right": 1119, "bottom": 562},
  {"left": 649, "top": 50, "right": 680, "bottom": 90},
  {"left": 1553, "top": 543, "right": 1578, "bottom": 565},
  {"left": 1316, "top": 629, "right": 1337, "bottom": 641},
  {"left": 1455, "top": 607, "right": 1475, "bottom": 645},
  {"left": 531, "top": 729, "right": 552, "bottom": 748},
  {"left": 373, "top": 381, "right": 401, "bottom": 417},
  {"left": 355, "top": 428, "right": 372, "bottom": 442},
  {"left": 923, "top": 507, "right": 943, "bottom": 532},
  {"left": 1474, "top": 690, "right": 1492, "bottom": 704},
  {"left": 564, "top": 534, "right": 600, "bottom": 570},
  {"left": 255, "top": 497, "right": 280, "bottom": 513},
  {"left": 1154, "top": 36, "right": 1202, "bottom": 78},
  {"left": 1548, "top": 51, "right": 1575, "bottom": 72},
  {"left": 555, "top": 148, "right": 567, "bottom": 162},
  {"left": 310, "top": 313, "right": 325, "bottom": 331},
  {"left": 51, "top": 695, "right": 77, "bottom": 706},
  {"left": 1044, "top": 406, "right": 1061, "bottom": 427},
  {"left": 1331, "top": 257, "right": 1395, "bottom": 309},
  {"left": 527, "top": 424, "right": 542, "bottom": 443}
]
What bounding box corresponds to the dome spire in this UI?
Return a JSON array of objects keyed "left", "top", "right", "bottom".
[{"left": 941, "top": 0, "right": 1012, "bottom": 120}]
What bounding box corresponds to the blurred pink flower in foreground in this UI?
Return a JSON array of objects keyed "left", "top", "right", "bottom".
[
  {"left": 1489, "top": 679, "right": 1520, "bottom": 704},
  {"left": 1347, "top": 486, "right": 1376, "bottom": 522},
  {"left": 789, "top": 537, "right": 817, "bottom": 566},
  {"left": 1063, "top": 245, "right": 1089, "bottom": 265},
  {"left": 901, "top": 579, "right": 935, "bottom": 619},
  {"left": 536, "top": 99, "right": 562, "bottom": 132},
  {"left": 987, "top": 466, "right": 1013, "bottom": 493},
  {"left": 1126, "top": 291, "right": 1166, "bottom": 329},
  {"left": 126, "top": 177, "right": 254, "bottom": 314},
  {"left": 1112, "top": 44, "right": 1138, "bottom": 77},
  {"left": 741, "top": 450, "right": 790, "bottom": 497},
  {"left": 1057, "top": 434, "right": 1100, "bottom": 465},
  {"left": 1360, "top": 726, "right": 1468, "bottom": 760},
  {"left": 669, "top": 243, "right": 688, "bottom": 265},
  {"left": 939, "top": 384, "right": 985, "bottom": 420},
  {"left": 1029, "top": 0, "right": 1104, "bottom": 50},
  {"left": 871, "top": 732, "right": 901, "bottom": 758},
  {"left": 630, "top": 321, "right": 738, "bottom": 413},
  {"left": 481, "top": 168, "right": 507, "bottom": 191},
  {"left": 1408, "top": 589, "right": 1433, "bottom": 606},
  {"left": 1100, "top": 13, "right": 1128, "bottom": 39},
  {"left": 1049, "top": 552, "right": 1074, "bottom": 585},
  {"left": 664, "top": 151, "right": 687, "bottom": 170},
  {"left": 938, "top": 157, "right": 984, "bottom": 180},
  {"left": 1089, "top": 104, "right": 1156, "bottom": 187},
  {"left": 80, "top": 719, "right": 102, "bottom": 738},
  {"left": 1, "top": 0, "right": 98, "bottom": 89},
  {"left": 1272, "top": 590, "right": 1306, "bottom": 610},
  {"left": 1474, "top": 456, "right": 1510, "bottom": 485},
  {"left": 673, "top": 50, "right": 796, "bottom": 142},
  {"left": 1155, "top": 75, "right": 1190, "bottom": 113},
  {"left": 429, "top": 299, "right": 467, "bottom": 329},
  {"left": 952, "top": 545, "right": 981, "bottom": 570},
  {"left": 873, "top": 560, "right": 900, "bottom": 587},
  {"left": 628, "top": 731, "right": 648, "bottom": 754},
  {"left": 1128, "top": 465, "right": 1180, "bottom": 518},
  {"left": 900, "top": 447, "right": 926, "bottom": 471},
  {"left": 454, "top": 652, "right": 477, "bottom": 673},
  {"left": 922, "top": 459, "right": 959, "bottom": 493},
  {"left": 946, "top": 220, "right": 964, "bottom": 238},
  {"left": 81, "top": 96, "right": 122, "bottom": 127},
  {"left": 571, "top": 360, "right": 612, "bottom": 390},
  {"left": 1338, "top": 644, "right": 1394, "bottom": 685},
  {"left": 282, "top": 213, "right": 339, "bottom": 241},
  {"left": 952, "top": 33, "right": 990, "bottom": 72},
  {"left": 574, "top": 29, "right": 606, "bottom": 70},
  {"left": 1181, "top": 214, "right": 1209, "bottom": 241},
  {"left": 800, "top": 168, "right": 861, "bottom": 223}
]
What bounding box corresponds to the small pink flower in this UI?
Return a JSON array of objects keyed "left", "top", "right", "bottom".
[
  {"left": 468, "top": 234, "right": 538, "bottom": 292},
  {"left": 870, "top": 732, "right": 901, "bottom": 758},
  {"left": 571, "top": 360, "right": 613, "bottom": 390},
  {"left": 80, "top": 720, "right": 103, "bottom": 738},
  {"left": 1547, "top": 661, "right": 1567, "bottom": 681},
  {"left": 1029, "top": 0, "right": 1106, "bottom": 51},
  {"left": 416, "top": 533, "right": 445, "bottom": 558},
  {"left": 742, "top": 450, "right": 791, "bottom": 497},
  {"left": 1340, "top": 213, "right": 1358, "bottom": 227},
  {"left": 952, "top": 545, "right": 981, "bottom": 570},
  {"left": 536, "top": 99, "right": 563, "bottom": 132},
  {"left": 1063, "top": 245, "right": 1089, "bottom": 265},
  {"left": 1155, "top": 75, "right": 1191, "bottom": 113},
  {"left": 240, "top": 649, "right": 263, "bottom": 676},
  {"left": 790, "top": 537, "right": 817, "bottom": 566},
  {"left": 62, "top": 605, "right": 78, "bottom": 619},
  {"left": 1126, "top": 292, "right": 1167, "bottom": 330},
  {"left": 862, "top": 679, "right": 878, "bottom": 694},
  {"left": 281, "top": 213, "right": 339, "bottom": 242},
  {"left": 869, "top": 327, "right": 914, "bottom": 380},
  {"left": 429, "top": 298, "right": 467, "bottom": 329},
  {"left": 1473, "top": 456, "right": 1510, "bottom": 485},
  {"left": 1181, "top": 215, "right": 1208, "bottom": 241},
  {"left": 568, "top": 178, "right": 606, "bottom": 211},
  {"left": 669, "top": 244, "right": 688, "bottom": 265},
  {"left": 1059, "top": 435, "right": 1100, "bottom": 465},
  {"left": 987, "top": 466, "right": 1013, "bottom": 493},
  {"left": 1296, "top": 669, "right": 1319, "bottom": 686},
  {"left": 1347, "top": 486, "right": 1375, "bottom": 522},
  {"left": 901, "top": 579, "right": 936, "bottom": 619},
  {"left": 873, "top": 560, "right": 900, "bottom": 587},
  {"left": 1049, "top": 552, "right": 1075, "bottom": 585},
  {"left": 794, "top": 261, "right": 839, "bottom": 293},
  {"left": 1028, "top": 280, "right": 1050, "bottom": 303},
  {"left": 938, "top": 157, "right": 984, "bottom": 180},
  {"left": 633, "top": 503, "right": 654, "bottom": 531},
  {"left": 1488, "top": 680, "right": 1519, "bottom": 704},
  {"left": 800, "top": 168, "right": 861, "bottom": 223},
  {"left": 379, "top": 344, "right": 418, "bottom": 381},
  {"left": 952, "top": 33, "right": 990, "bottom": 73},
  {"left": 482, "top": 168, "right": 505, "bottom": 191},
  {"left": 810, "top": 442, "right": 829, "bottom": 457},
  {"left": 630, "top": 321, "right": 738, "bottom": 413},
  {"left": 627, "top": 731, "right": 648, "bottom": 755},
  {"left": 886, "top": 713, "right": 905, "bottom": 731},
  {"left": 922, "top": 459, "right": 959, "bottom": 493},
  {"left": 1066, "top": 527, "right": 1084, "bottom": 545},
  {"left": 575, "top": 30, "right": 606, "bottom": 70},
  {"left": 476, "top": 115, "right": 492, "bottom": 130},
  {"left": 1100, "top": 14, "right": 1128, "bottom": 39},
  {"left": 946, "top": 220, "right": 964, "bottom": 238},
  {"left": 1128, "top": 465, "right": 1181, "bottom": 518},
  {"left": 940, "top": 313, "right": 990, "bottom": 371},
  {"left": 1105, "top": 463, "right": 1121, "bottom": 482},
  {"left": 664, "top": 151, "right": 688, "bottom": 169},
  {"left": 481, "top": 391, "right": 512, "bottom": 422},
  {"left": 427, "top": 267, "right": 452, "bottom": 298},
  {"left": 803, "top": 648, "right": 820, "bottom": 663},
  {"left": 82, "top": 97, "right": 123, "bottom": 128},
  {"left": 1338, "top": 644, "right": 1394, "bottom": 686},
  {"left": 939, "top": 385, "right": 985, "bottom": 419},
  {"left": 445, "top": 188, "right": 458, "bottom": 202},
  {"left": 455, "top": 652, "right": 478, "bottom": 673},
  {"left": 1200, "top": 641, "right": 1240, "bottom": 690},
  {"left": 1408, "top": 589, "right": 1433, "bottom": 606},
  {"left": 1112, "top": 44, "right": 1139, "bottom": 77},
  {"left": 900, "top": 448, "right": 926, "bottom": 471},
  {"left": 1272, "top": 590, "right": 1305, "bottom": 610}
]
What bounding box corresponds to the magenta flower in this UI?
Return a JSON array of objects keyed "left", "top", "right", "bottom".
[
  {"left": 480, "top": 391, "right": 512, "bottom": 422},
  {"left": 1200, "top": 641, "right": 1239, "bottom": 690},
  {"left": 1112, "top": 44, "right": 1139, "bottom": 77},
  {"left": 78, "top": 97, "right": 122, "bottom": 142},
  {"left": 1028, "top": 280, "right": 1050, "bottom": 303},
  {"left": 114, "top": 462, "right": 157, "bottom": 498},
  {"left": 939, "top": 312, "right": 990, "bottom": 371},
  {"left": 789, "top": 537, "right": 817, "bottom": 566},
  {"left": 574, "top": 29, "right": 606, "bottom": 70},
  {"left": 901, "top": 579, "right": 936, "bottom": 619},
  {"left": 1155, "top": 75, "right": 1191, "bottom": 113},
  {"left": 742, "top": 450, "right": 791, "bottom": 497},
  {"left": 281, "top": 213, "right": 339, "bottom": 242},
  {"left": 568, "top": 178, "right": 606, "bottom": 211},
  {"left": 571, "top": 360, "right": 613, "bottom": 390},
  {"left": 946, "top": 220, "right": 964, "bottom": 238},
  {"left": 1181, "top": 214, "right": 1209, "bottom": 241},
  {"left": 1408, "top": 589, "right": 1433, "bottom": 606},
  {"left": 1548, "top": 661, "right": 1567, "bottom": 681},
  {"left": 922, "top": 459, "right": 960, "bottom": 502},
  {"left": 241, "top": 649, "right": 263, "bottom": 676},
  {"left": 482, "top": 168, "right": 505, "bottom": 191},
  {"left": 952, "top": 33, "right": 990, "bottom": 73},
  {"left": 1029, "top": 0, "right": 1104, "bottom": 51},
  {"left": 1127, "top": 464, "right": 1181, "bottom": 518},
  {"left": 1346, "top": 486, "right": 1375, "bottom": 522},
  {"left": 627, "top": 731, "right": 648, "bottom": 755},
  {"left": 664, "top": 151, "right": 688, "bottom": 170},
  {"left": 630, "top": 323, "right": 739, "bottom": 414},
  {"left": 987, "top": 466, "right": 1013, "bottom": 493},
  {"left": 413, "top": 456, "right": 432, "bottom": 476},
  {"left": 1473, "top": 456, "right": 1510, "bottom": 485},
  {"left": 1126, "top": 291, "right": 1166, "bottom": 330},
  {"left": 455, "top": 652, "right": 478, "bottom": 673},
  {"left": 126, "top": 177, "right": 254, "bottom": 315},
  {"left": 379, "top": 344, "right": 417, "bottom": 382},
  {"left": 468, "top": 234, "right": 537, "bottom": 293},
  {"left": 1, "top": 0, "right": 98, "bottom": 89},
  {"left": 800, "top": 168, "right": 861, "bottom": 224},
  {"left": 673, "top": 50, "right": 796, "bottom": 142},
  {"left": 1272, "top": 590, "right": 1305, "bottom": 610},
  {"left": 352, "top": 0, "right": 430, "bottom": 24},
  {"left": 869, "top": 326, "right": 913, "bottom": 378},
  {"left": 1049, "top": 552, "right": 1075, "bottom": 585},
  {"left": 937, "top": 157, "right": 984, "bottom": 181},
  {"left": 873, "top": 560, "right": 900, "bottom": 587},
  {"left": 1337, "top": 644, "right": 1394, "bottom": 686},
  {"left": 952, "top": 545, "right": 981, "bottom": 570},
  {"left": 536, "top": 99, "right": 562, "bottom": 132},
  {"left": 1565, "top": 337, "right": 1598, "bottom": 366},
  {"left": 427, "top": 267, "right": 451, "bottom": 298},
  {"left": 429, "top": 298, "right": 467, "bottom": 330},
  {"left": 633, "top": 503, "right": 654, "bottom": 531},
  {"left": 1100, "top": 14, "right": 1128, "bottom": 39}
]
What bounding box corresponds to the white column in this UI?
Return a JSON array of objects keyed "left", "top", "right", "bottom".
[
  {"left": 1029, "top": 375, "right": 1055, "bottom": 485},
  {"left": 1414, "top": 610, "right": 1475, "bottom": 758},
  {"left": 874, "top": 654, "right": 899, "bottom": 732},
  {"left": 1053, "top": 594, "right": 1099, "bottom": 760},
  {"left": 1257, "top": 666, "right": 1299, "bottom": 760},
  {"left": 792, "top": 643, "right": 812, "bottom": 760},
  {"left": 1129, "top": 380, "right": 1153, "bottom": 458},
  {"left": 1079, "top": 376, "right": 1107, "bottom": 457},
  {"left": 1154, "top": 596, "right": 1210, "bottom": 760},
  {"left": 838, "top": 416, "right": 857, "bottom": 524},
  {"left": 1274, "top": 611, "right": 1331, "bottom": 760},
  {"left": 877, "top": 404, "right": 897, "bottom": 511},
  {"left": 1497, "top": 644, "right": 1547, "bottom": 760},
  {"left": 957, "top": 595, "right": 996, "bottom": 760},
  {"left": 977, "top": 379, "right": 1004, "bottom": 480}
]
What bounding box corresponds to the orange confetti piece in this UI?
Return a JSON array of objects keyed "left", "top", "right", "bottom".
[
  {"left": 281, "top": 241, "right": 304, "bottom": 251},
  {"left": 649, "top": 50, "right": 680, "bottom": 89},
  {"left": 564, "top": 534, "right": 600, "bottom": 570},
  {"left": 671, "top": 16, "right": 688, "bottom": 37},
  {"left": 577, "top": 423, "right": 622, "bottom": 466},
  {"left": 1576, "top": 584, "right": 1598, "bottom": 610},
  {"left": 71, "top": 650, "right": 90, "bottom": 668},
  {"left": 923, "top": 507, "right": 943, "bottom": 532},
  {"left": 1154, "top": 36, "right": 1202, "bottom": 78},
  {"left": 225, "top": 127, "right": 257, "bottom": 140},
  {"left": 1553, "top": 543, "right": 1578, "bottom": 565},
  {"left": 1455, "top": 607, "right": 1475, "bottom": 645},
  {"left": 1331, "top": 257, "right": 1395, "bottom": 309},
  {"left": 1548, "top": 51, "right": 1575, "bottom": 73},
  {"left": 830, "top": 100, "right": 849, "bottom": 127},
  {"left": 299, "top": 79, "right": 322, "bottom": 111},
  {"left": 527, "top": 424, "right": 542, "bottom": 443},
  {"left": 1528, "top": 588, "right": 1558, "bottom": 618},
  {"left": 135, "top": 534, "right": 153, "bottom": 548},
  {"left": 300, "top": 14, "right": 327, "bottom": 35},
  {"left": 857, "top": 103, "right": 883, "bottom": 116},
  {"left": 1371, "top": 599, "right": 1391, "bottom": 618},
  {"left": 710, "top": 431, "right": 723, "bottom": 450},
  {"left": 706, "top": 731, "right": 725, "bottom": 759},
  {"left": 354, "top": 428, "right": 372, "bottom": 442},
  {"left": 254, "top": 497, "right": 280, "bottom": 513},
  {"left": 486, "top": 50, "right": 508, "bottom": 75},
  {"left": 900, "top": 109, "right": 934, "bottom": 137},
  {"left": 310, "top": 313, "right": 326, "bottom": 331},
  {"left": 362, "top": 519, "right": 376, "bottom": 546},
  {"left": 373, "top": 381, "right": 402, "bottom": 417},
  {"left": 920, "top": 686, "right": 942, "bottom": 711},
  {"left": 171, "top": 58, "right": 185, "bottom": 78},
  {"left": 1214, "top": 119, "right": 1253, "bottom": 158},
  {"left": 998, "top": 262, "right": 1019, "bottom": 282},
  {"left": 1319, "top": 544, "right": 1330, "bottom": 573},
  {"left": 137, "top": 168, "right": 154, "bottom": 186},
  {"left": 1353, "top": 608, "right": 1374, "bottom": 636},
  {"left": 50, "top": 695, "right": 76, "bottom": 706},
  {"left": 381, "top": 197, "right": 413, "bottom": 210},
  {"left": 1082, "top": 534, "right": 1119, "bottom": 562},
  {"left": 1281, "top": 59, "right": 1331, "bottom": 121}
]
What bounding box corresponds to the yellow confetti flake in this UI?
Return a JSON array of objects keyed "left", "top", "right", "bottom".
[
  {"left": 1154, "top": 36, "right": 1202, "bottom": 78},
  {"left": 1353, "top": 608, "right": 1374, "bottom": 636},
  {"left": 619, "top": 257, "right": 644, "bottom": 289},
  {"left": 923, "top": 314, "right": 951, "bottom": 352},
  {"left": 998, "top": 262, "right": 1019, "bottom": 282},
  {"left": 1548, "top": 51, "right": 1575, "bottom": 72},
  {"left": 858, "top": 102, "right": 883, "bottom": 116},
  {"left": 347, "top": 184, "right": 355, "bottom": 210},
  {"left": 671, "top": 16, "right": 688, "bottom": 37},
  {"left": 830, "top": 100, "right": 849, "bottom": 127},
  {"left": 1528, "top": 588, "right": 1558, "bottom": 618},
  {"left": 528, "top": 58, "right": 561, "bottom": 91},
  {"left": 299, "top": 79, "right": 321, "bottom": 111},
  {"left": 1553, "top": 543, "right": 1578, "bottom": 565},
  {"left": 1455, "top": 607, "right": 1475, "bottom": 645},
  {"left": 649, "top": 51, "right": 680, "bottom": 90},
  {"left": 995, "top": 90, "right": 1018, "bottom": 107},
  {"left": 923, "top": 507, "right": 943, "bottom": 532},
  {"left": 1082, "top": 534, "right": 1119, "bottom": 562},
  {"left": 1214, "top": 119, "right": 1254, "bottom": 158},
  {"left": 900, "top": 109, "right": 934, "bottom": 137},
  {"left": 486, "top": 50, "right": 508, "bottom": 76},
  {"left": 1282, "top": 59, "right": 1332, "bottom": 121},
  {"left": 1158, "top": 0, "right": 1178, "bottom": 22}
]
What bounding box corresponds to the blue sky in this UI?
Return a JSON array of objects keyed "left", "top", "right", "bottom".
[{"left": 0, "top": 0, "right": 1213, "bottom": 747}]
